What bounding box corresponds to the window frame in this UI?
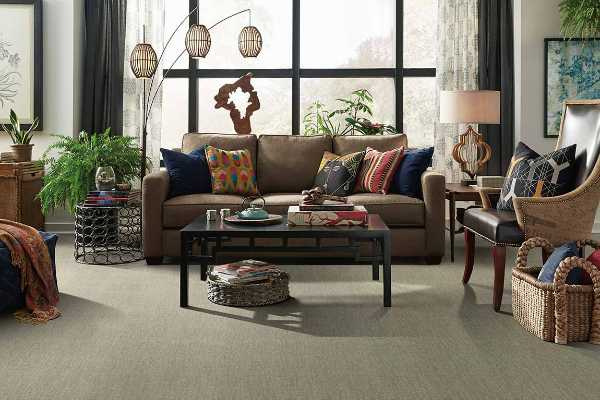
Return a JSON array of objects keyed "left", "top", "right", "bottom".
[{"left": 163, "top": 0, "right": 436, "bottom": 135}]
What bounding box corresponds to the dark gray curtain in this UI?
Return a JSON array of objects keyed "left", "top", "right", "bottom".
[
  {"left": 82, "top": 0, "right": 127, "bottom": 135},
  {"left": 478, "top": 0, "right": 514, "bottom": 175}
]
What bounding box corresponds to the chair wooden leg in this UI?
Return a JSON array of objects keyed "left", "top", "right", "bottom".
[
  {"left": 492, "top": 246, "right": 507, "bottom": 312},
  {"left": 462, "top": 230, "right": 475, "bottom": 284}
]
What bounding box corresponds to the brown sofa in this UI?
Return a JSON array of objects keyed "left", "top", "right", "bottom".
[{"left": 142, "top": 133, "right": 446, "bottom": 264}]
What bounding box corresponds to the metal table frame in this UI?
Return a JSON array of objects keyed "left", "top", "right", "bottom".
[{"left": 180, "top": 215, "right": 392, "bottom": 307}]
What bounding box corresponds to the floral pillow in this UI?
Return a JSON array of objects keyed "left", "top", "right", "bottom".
[{"left": 205, "top": 146, "right": 258, "bottom": 195}]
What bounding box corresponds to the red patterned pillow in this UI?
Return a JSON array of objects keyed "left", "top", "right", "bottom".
[{"left": 354, "top": 147, "right": 405, "bottom": 194}]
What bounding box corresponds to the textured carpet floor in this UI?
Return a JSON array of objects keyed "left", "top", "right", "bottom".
[{"left": 1, "top": 235, "right": 599, "bottom": 400}]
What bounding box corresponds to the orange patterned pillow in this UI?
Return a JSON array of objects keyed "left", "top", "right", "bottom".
[
  {"left": 354, "top": 147, "right": 404, "bottom": 194},
  {"left": 205, "top": 146, "right": 258, "bottom": 195}
]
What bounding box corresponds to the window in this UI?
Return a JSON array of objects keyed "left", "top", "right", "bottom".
[{"left": 161, "top": 0, "right": 437, "bottom": 148}]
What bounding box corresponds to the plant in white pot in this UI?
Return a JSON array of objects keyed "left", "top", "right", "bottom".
[{"left": 1, "top": 109, "right": 40, "bottom": 162}]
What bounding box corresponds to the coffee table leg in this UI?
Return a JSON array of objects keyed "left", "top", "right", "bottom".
[
  {"left": 372, "top": 239, "right": 380, "bottom": 281},
  {"left": 200, "top": 237, "right": 208, "bottom": 281},
  {"left": 383, "top": 234, "right": 391, "bottom": 307},
  {"left": 180, "top": 232, "right": 189, "bottom": 308}
]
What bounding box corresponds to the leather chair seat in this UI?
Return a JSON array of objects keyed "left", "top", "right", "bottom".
[{"left": 462, "top": 207, "right": 524, "bottom": 245}]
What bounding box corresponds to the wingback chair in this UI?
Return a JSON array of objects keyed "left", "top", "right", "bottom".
[{"left": 461, "top": 100, "right": 600, "bottom": 311}]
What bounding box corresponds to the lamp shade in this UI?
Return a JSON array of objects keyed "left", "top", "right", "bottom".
[
  {"left": 129, "top": 43, "right": 158, "bottom": 79},
  {"left": 186, "top": 24, "right": 211, "bottom": 58},
  {"left": 239, "top": 26, "right": 262, "bottom": 57},
  {"left": 439, "top": 90, "right": 501, "bottom": 124}
]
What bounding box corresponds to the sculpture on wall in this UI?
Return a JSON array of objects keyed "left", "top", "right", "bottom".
[{"left": 214, "top": 73, "right": 260, "bottom": 134}]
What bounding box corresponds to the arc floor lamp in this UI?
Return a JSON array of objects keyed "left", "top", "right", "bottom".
[{"left": 129, "top": 6, "right": 263, "bottom": 181}]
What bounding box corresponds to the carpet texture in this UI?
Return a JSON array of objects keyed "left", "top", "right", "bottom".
[{"left": 1, "top": 236, "right": 599, "bottom": 400}]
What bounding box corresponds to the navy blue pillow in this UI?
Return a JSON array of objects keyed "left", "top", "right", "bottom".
[
  {"left": 391, "top": 147, "right": 434, "bottom": 198},
  {"left": 538, "top": 242, "right": 584, "bottom": 284},
  {"left": 160, "top": 146, "right": 211, "bottom": 198}
]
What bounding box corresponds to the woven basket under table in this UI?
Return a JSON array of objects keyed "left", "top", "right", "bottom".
[
  {"left": 207, "top": 271, "right": 290, "bottom": 307},
  {"left": 512, "top": 238, "right": 600, "bottom": 345}
]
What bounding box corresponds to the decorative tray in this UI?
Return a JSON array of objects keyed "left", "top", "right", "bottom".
[{"left": 223, "top": 214, "right": 283, "bottom": 225}]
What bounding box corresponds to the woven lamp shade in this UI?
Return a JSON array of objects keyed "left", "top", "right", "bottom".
[
  {"left": 239, "top": 26, "right": 262, "bottom": 57},
  {"left": 130, "top": 43, "right": 158, "bottom": 79},
  {"left": 186, "top": 24, "right": 211, "bottom": 58}
]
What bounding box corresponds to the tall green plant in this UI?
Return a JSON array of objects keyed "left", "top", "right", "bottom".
[
  {"left": 39, "top": 129, "right": 145, "bottom": 214},
  {"left": 1, "top": 109, "right": 39, "bottom": 144},
  {"left": 559, "top": 0, "right": 600, "bottom": 39}
]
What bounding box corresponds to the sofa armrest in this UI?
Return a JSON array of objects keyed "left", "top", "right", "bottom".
[
  {"left": 142, "top": 169, "right": 170, "bottom": 260},
  {"left": 421, "top": 170, "right": 446, "bottom": 257}
]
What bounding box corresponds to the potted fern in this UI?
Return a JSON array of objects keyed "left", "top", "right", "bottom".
[
  {"left": 559, "top": 0, "right": 600, "bottom": 39},
  {"left": 39, "top": 128, "right": 146, "bottom": 214},
  {"left": 1, "top": 109, "right": 40, "bottom": 162}
]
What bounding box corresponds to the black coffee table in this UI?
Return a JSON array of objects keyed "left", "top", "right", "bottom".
[{"left": 180, "top": 214, "right": 392, "bottom": 307}]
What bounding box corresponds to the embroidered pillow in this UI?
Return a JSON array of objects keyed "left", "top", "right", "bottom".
[
  {"left": 497, "top": 142, "right": 577, "bottom": 211},
  {"left": 205, "top": 146, "right": 258, "bottom": 195},
  {"left": 313, "top": 151, "right": 365, "bottom": 196},
  {"left": 354, "top": 147, "right": 404, "bottom": 194}
]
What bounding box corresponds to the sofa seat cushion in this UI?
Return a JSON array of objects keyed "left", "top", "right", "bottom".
[
  {"left": 163, "top": 194, "right": 244, "bottom": 228},
  {"left": 262, "top": 194, "right": 304, "bottom": 215},
  {"left": 463, "top": 207, "right": 524, "bottom": 245},
  {"left": 348, "top": 193, "right": 424, "bottom": 226}
]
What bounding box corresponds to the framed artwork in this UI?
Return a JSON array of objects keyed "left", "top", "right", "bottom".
[
  {"left": 544, "top": 38, "right": 600, "bottom": 138},
  {"left": 0, "top": 0, "right": 42, "bottom": 129}
]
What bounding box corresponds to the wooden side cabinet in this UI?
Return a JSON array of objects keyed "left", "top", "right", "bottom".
[{"left": 0, "top": 162, "right": 44, "bottom": 230}]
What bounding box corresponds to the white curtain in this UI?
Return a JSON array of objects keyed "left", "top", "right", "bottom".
[
  {"left": 123, "top": 0, "right": 164, "bottom": 173},
  {"left": 434, "top": 0, "right": 479, "bottom": 183}
]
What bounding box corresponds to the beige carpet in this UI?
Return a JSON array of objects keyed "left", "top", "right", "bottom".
[{"left": 1, "top": 235, "right": 599, "bottom": 400}]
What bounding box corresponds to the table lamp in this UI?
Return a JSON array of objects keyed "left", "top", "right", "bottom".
[{"left": 440, "top": 90, "right": 500, "bottom": 185}]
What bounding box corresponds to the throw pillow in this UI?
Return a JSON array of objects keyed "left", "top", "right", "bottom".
[
  {"left": 537, "top": 242, "right": 584, "bottom": 284},
  {"left": 391, "top": 147, "right": 434, "bottom": 198},
  {"left": 354, "top": 147, "right": 404, "bottom": 194},
  {"left": 582, "top": 250, "right": 600, "bottom": 285},
  {"left": 497, "top": 142, "right": 577, "bottom": 211},
  {"left": 160, "top": 146, "right": 211, "bottom": 199},
  {"left": 313, "top": 151, "right": 365, "bottom": 196},
  {"left": 205, "top": 146, "right": 258, "bottom": 195}
]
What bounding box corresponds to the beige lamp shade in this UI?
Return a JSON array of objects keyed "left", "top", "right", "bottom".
[{"left": 439, "top": 90, "right": 501, "bottom": 124}]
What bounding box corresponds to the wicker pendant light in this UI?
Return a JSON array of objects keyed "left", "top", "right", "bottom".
[
  {"left": 186, "top": 24, "right": 211, "bottom": 58},
  {"left": 129, "top": 43, "right": 158, "bottom": 79},
  {"left": 238, "top": 26, "right": 262, "bottom": 57}
]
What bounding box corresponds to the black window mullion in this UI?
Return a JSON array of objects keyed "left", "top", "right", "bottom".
[
  {"left": 395, "top": 0, "right": 404, "bottom": 133},
  {"left": 292, "top": 0, "right": 301, "bottom": 135},
  {"left": 188, "top": 0, "right": 198, "bottom": 133}
]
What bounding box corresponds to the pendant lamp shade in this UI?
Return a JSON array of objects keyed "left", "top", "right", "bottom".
[
  {"left": 130, "top": 43, "right": 158, "bottom": 79},
  {"left": 186, "top": 24, "right": 211, "bottom": 58},
  {"left": 238, "top": 26, "right": 262, "bottom": 57}
]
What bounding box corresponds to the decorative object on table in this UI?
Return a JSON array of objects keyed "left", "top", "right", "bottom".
[
  {"left": 223, "top": 196, "right": 283, "bottom": 225},
  {"left": 559, "top": 0, "right": 600, "bottom": 39},
  {"left": 391, "top": 146, "right": 434, "bottom": 198},
  {"left": 219, "top": 208, "right": 231, "bottom": 219},
  {"left": 1, "top": 109, "right": 40, "bottom": 162},
  {"left": 287, "top": 205, "right": 368, "bottom": 227},
  {"left": 0, "top": 161, "right": 44, "bottom": 229},
  {"left": 39, "top": 129, "right": 143, "bottom": 214},
  {"left": 224, "top": 214, "right": 283, "bottom": 226},
  {"left": 207, "top": 260, "right": 289, "bottom": 307},
  {"left": 544, "top": 38, "right": 600, "bottom": 138},
  {"left": 74, "top": 203, "right": 142, "bottom": 265},
  {"left": 512, "top": 237, "right": 600, "bottom": 345},
  {"left": 205, "top": 146, "right": 258, "bottom": 195},
  {"left": 476, "top": 175, "right": 505, "bottom": 189},
  {"left": 496, "top": 142, "right": 577, "bottom": 211},
  {"left": 300, "top": 187, "right": 352, "bottom": 211},
  {"left": 313, "top": 151, "right": 365, "bottom": 196},
  {"left": 439, "top": 90, "right": 500, "bottom": 185},
  {"left": 303, "top": 89, "right": 399, "bottom": 136},
  {"left": 214, "top": 73, "right": 260, "bottom": 135},
  {"left": 129, "top": 7, "right": 262, "bottom": 180},
  {"left": 354, "top": 147, "right": 404, "bottom": 194},
  {"left": 160, "top": 146, "right": 211, "bottom": 198},
  {"left": 0, "top": 1, "right": 43, "bottom": 130},
  {"left": 94, "top": 166, "right": 116, "bottom": 191},
  {"left": 206, "top": 209, "right": 218, "bottom": 222}
]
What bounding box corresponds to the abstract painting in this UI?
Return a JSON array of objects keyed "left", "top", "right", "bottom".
[
  {"left": 545, "top": 38, "right": 600, "bottom": 138},
  {"left": 0, "top": 1, "right": 42, "bottom": 127}
]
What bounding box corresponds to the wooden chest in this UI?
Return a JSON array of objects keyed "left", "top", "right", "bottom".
[{"left": 0, "top": 162, "right": 45, "bottom": 229}]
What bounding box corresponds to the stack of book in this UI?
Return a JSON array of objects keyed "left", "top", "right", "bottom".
[
  {"left": 210, "top": 260, "right": 281, "bottom": 284},
  {"left": 84, "top": 190, "right": 141, "bottom": 207}
]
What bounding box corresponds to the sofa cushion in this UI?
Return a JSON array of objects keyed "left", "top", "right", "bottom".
[
  {"left": 354, "top": 147, "right": 404, "bottom": 194},
  {"left": 205, "top": 146, "right": 258, "bottom": 196},
  {"left": 348, "top": 193, "right": 424, "bottom": 226},
  {"left": 257, "top": 135, "right": 332, "bottom": 193},
  {"left": 262, "top": 193, "right": 304, "bottom": 215},
  {"left": 333, "top": 134, "right": 407, "bottom": 155},
  {"left": 163, "top": 194, "right": 244, "bottom": 228},
  {"left": 160, "top": 146, "right": 211, "bottom": 198},
  {"left": 314, "top": 151, "right": 365, "bottom": 196},
  {"left": 182, "top": 133, "right": 258, "bottom": 170}
]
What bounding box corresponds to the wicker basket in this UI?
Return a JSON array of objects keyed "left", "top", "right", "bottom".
[
  {"left": 207, "top": 271, "right": 290, "bottom": 307},
  {"left": 512, "top": 237, "right": 600, "bottom": 345}
]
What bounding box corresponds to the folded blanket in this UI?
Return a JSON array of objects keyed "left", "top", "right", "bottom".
[{"left": 0, "top": 219, "right": 60, "bottom": 323}]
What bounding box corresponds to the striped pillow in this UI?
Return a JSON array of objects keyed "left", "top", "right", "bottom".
[{"left": 354, "top": 147, "right": 405, "bottom": 194}]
